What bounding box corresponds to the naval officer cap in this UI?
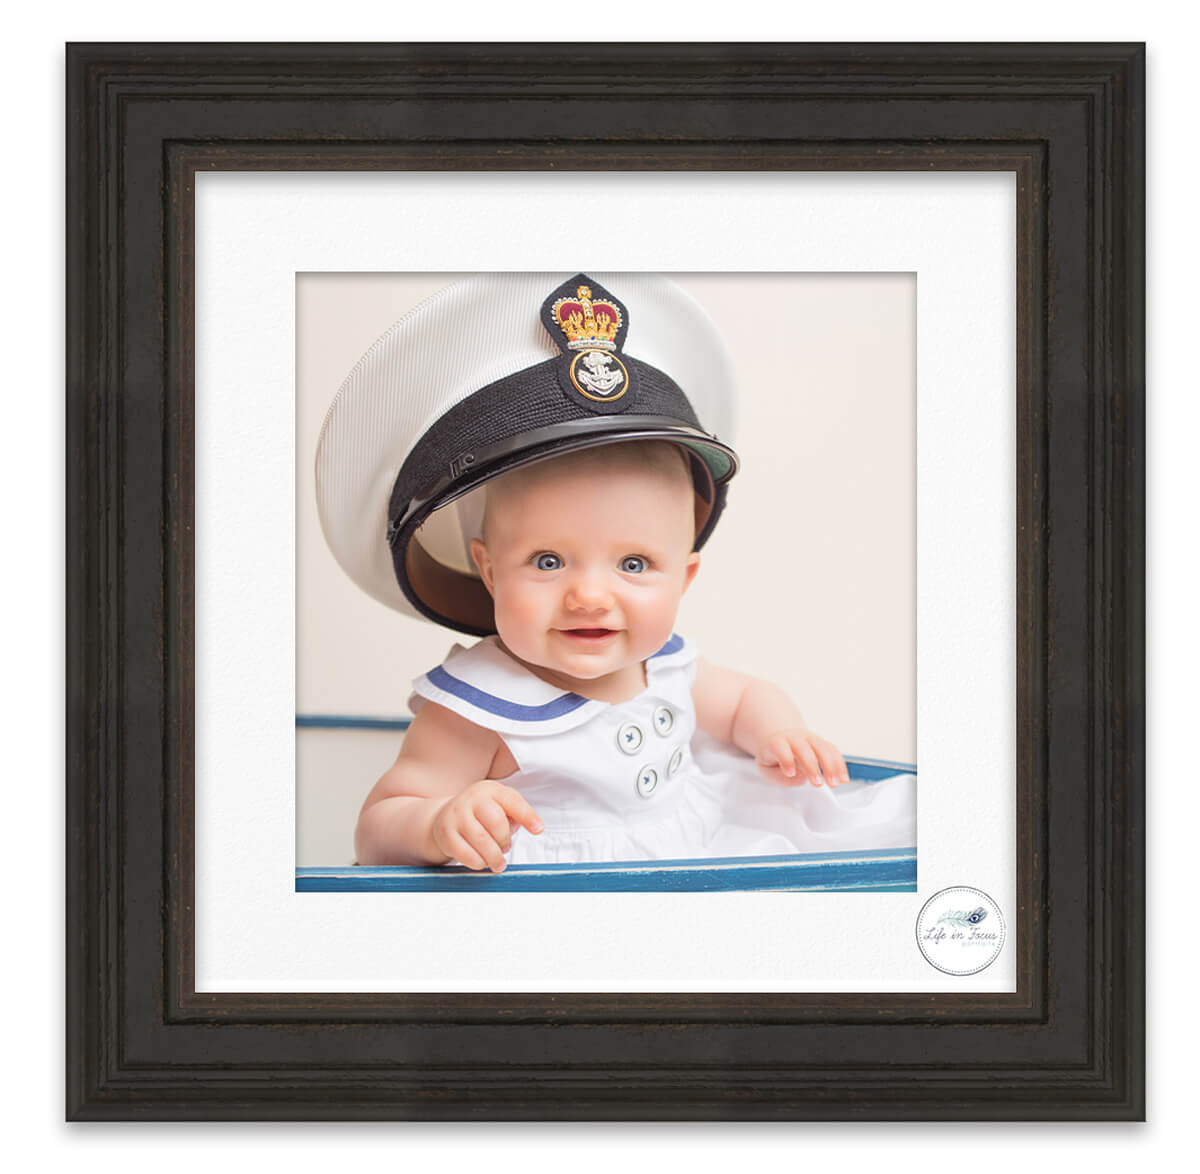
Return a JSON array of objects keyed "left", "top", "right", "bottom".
[{"left": 315, "top": 272, "right": 739, "bottom": 636}]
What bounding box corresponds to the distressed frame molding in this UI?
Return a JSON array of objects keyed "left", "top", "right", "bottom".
[{"left": 66, "top": 43, "right": 1144, "bottom": 1120}]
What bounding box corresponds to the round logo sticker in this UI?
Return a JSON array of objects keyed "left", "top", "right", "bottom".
[{"left": 915, "top": 887, "right": 1005, "bottom": 975}]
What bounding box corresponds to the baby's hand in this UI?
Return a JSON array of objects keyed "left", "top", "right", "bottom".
[
  {"left": 431, "top": 779, "right": 544, "bottom": 873},
  {"left": 757, "top": 728, "right": 850, "bottom": 787}
]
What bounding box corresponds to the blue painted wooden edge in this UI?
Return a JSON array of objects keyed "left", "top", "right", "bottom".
[
  {"left": 296, "top": 714, "right": 413, "bottom": 731},
  {"left": 296, "top": 847, "right": 917, "bottom": 892}
]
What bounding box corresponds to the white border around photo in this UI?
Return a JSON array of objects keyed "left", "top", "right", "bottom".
[{"left": 194, "top": 171, "right": 1015, "bottom": 993}]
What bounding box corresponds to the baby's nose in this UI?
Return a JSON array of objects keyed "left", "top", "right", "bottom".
[{"left": 565, "top": 573, "right": 614, "bottom": 611}]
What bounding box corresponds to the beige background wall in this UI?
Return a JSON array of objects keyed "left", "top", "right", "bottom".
[{"left": 296, "top": 273, "right": 915, "bottom": 863}]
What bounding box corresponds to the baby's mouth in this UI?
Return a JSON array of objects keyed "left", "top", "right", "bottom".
[{"left": 560, "top": 628, "right": 618, "bottom": 642}]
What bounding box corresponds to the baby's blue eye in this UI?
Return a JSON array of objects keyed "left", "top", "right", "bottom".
[
  {"left": 535, "top": 553, "right": 563, "bottom": 571},
  {"left": 620, "top": 556, "right": 647, "bottom": 574}
]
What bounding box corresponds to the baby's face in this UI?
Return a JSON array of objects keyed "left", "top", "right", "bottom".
[{"left": 470, "top": 459, "right": 700, "bottom": 691}]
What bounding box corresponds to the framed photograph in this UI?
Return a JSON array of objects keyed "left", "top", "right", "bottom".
[
  {"left": 294, "top": 271, "right": 920, "bottom": 900},
  {"left": 67, "top": 43, "right": 1144, "bottom": 1118}
]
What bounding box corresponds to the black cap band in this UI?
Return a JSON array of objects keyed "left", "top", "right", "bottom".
[{"left": 387, "top": 352, "right": 733, "bottom": 536}]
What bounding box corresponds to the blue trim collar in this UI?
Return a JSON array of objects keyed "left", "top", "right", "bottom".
[{"left": 424, "top": 663, "right": 591, "bottom": 722}]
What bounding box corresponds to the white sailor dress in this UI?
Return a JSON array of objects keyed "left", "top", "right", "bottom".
[{"left": 410, "top": 634, "right": 917, "bottom": 866}]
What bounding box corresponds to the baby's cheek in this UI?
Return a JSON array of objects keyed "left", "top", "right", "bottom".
[
  {"left": 639, "top": 588, "right": 684, "bottom": 646},
  {"left": 493, "top": 589, "right": 546, "bottom": 650}
]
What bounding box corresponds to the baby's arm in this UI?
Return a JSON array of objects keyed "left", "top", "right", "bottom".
[
  {"left": 692, "top": 658, "right": 849, "bottom": 787},
  {"left": 354, "top": 702, "right": 542, "bottom": 872}
]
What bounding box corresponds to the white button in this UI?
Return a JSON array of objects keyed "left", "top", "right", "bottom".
[
  {"left": 617, "top": 723, "right": 644, "bottom": 754},
  {"left": 636, "top": 765, "right": 659, "bottom": 798},
  {"left": 653, "top": 705, "right": 675, "bottom": 735},
  {"left": 667, "top": 746, "right": 684, "bottom": 776}
]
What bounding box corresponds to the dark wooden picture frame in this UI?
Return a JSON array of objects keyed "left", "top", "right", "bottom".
[{"left": 66, "top": 43, "right": 1145, "bottom": 1120}]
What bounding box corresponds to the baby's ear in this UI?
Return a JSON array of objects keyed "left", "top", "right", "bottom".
[
  {"left": 682, "top": 551, "right": 701, "bottom": 593},
  {"left": 469, "top": 538, "right": 495, "bottom": 595}
]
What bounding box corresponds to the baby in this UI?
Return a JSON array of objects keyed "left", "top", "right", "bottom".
[{"left": 355, "top": 440, "right": 849, "bottom": 871}]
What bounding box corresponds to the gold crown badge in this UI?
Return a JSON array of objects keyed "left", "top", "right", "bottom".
[{"left": 550, "top": 284, "right": 622, "bottom": 350}]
